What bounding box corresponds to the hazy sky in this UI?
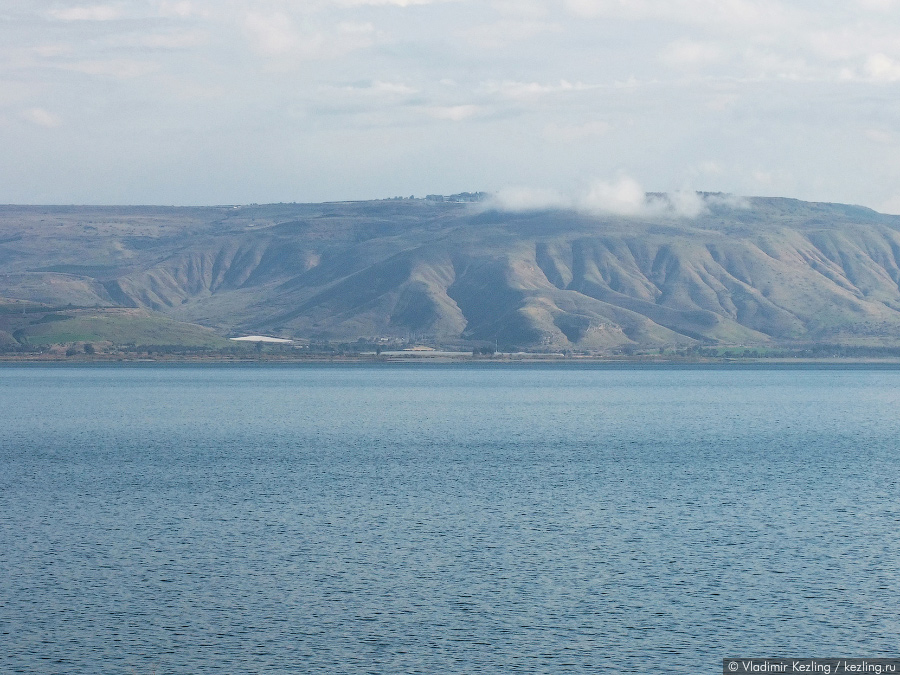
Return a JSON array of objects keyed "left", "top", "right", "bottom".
[{"left": 2, "top": 1, "right": 900, "bottom": 209}]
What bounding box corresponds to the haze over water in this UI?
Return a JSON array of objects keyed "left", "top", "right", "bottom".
[{"left": 1, "top": 365, "right": 898, "bottom": 674}]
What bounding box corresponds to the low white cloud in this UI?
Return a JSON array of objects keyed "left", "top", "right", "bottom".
[
  {"left": 486, "top": 177, "right": 717, "bottom": 218},
  {"left": 660, "top": 189, "right": 707, "bottom": 217},
  {"left": 579, "top": 176, "right": 648, "bottom": 215},
  {"left": 48, "top": 5, "right": 124, "bottom": 21},
  {"left": 578, "top": 178, "right": 708, "bottom": 216},
  {"left": 704, "top": 193, "right": 750, "bottom": 209},
  {"left": 21, "top": 108, "right": 62, "bottom": 128},
  {"left": 486, "top": 186, "right": 571, "bottom": 211}
]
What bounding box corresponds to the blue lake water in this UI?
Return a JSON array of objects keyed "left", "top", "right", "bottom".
[{"left": 1, "top": 364, "right": 899, "bottom": 674}]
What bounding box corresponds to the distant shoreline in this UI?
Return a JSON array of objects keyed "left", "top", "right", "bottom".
[{"left": 4, "top": 354, "right": 900, "bottom": 367}]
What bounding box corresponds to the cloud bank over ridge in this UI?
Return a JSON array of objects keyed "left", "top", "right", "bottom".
[{"left": 488, "top": 177, "right": 716, "bottom": 218}]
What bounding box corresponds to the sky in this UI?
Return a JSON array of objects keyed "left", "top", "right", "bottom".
[{"left": 2, "top": 1, "right": 900, "bottom": 210}]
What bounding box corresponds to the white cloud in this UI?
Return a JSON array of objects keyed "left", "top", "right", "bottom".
[
  {"left": 332, "top": 0, "right": 453, "bottom": 5},
  {"left": 579, "top": 176, "right": 650, "bottom": 215},
  {"left": 338, "top": 21, "right": 376, "bottom": 35},
  {"left": 21, "top": 108, "right": 62, "bottom": 128},
  {"left": 322, "top": 80, "right": 418, "bottom": 101},
  {"left": 865, "top": 129, "right": 894, "bottom": 144},
  {"left": 370, "top": 80, "right": 417, "bottom": 94},
  {"left": 32, "top": 43, "right": 72, "bottom": 58},
  {"left": 564, "top": 0, "right": 792, "bottom": 30},
  {"left": 156, "top": 1, "right": 198, "bottom": 18},
  {"left": 704, "top": 193, "right": 750, "bottom": 209},
  {"left": 8, "top": 0, "right": 900, "bottom": 207},
  {"left": 48, "top": 5, "right": 124, "bottom": 21},
  {"left": 614, "top": 186, "right": 711, "bottom": 218},
  {"left": 111, "top": 30, "right": 209, "bottom": 50},
  {"left": 661, "top": 40, "right": 722, "bottom": 68},
  {"left": 464, "top": 19, "right": 560, "bottom": 49},
  {"left": 60, "top": 59, "right": 159, "bottom": 78},
  {"left": 45, "top": 2, "right": 205, "bottom": 22},
  {"left": 245, "top": 12, "right": 300, "bottom": 57},
  {"left": 484, "top": 79, "right": 599, "bottom": 99},
  {"left": 706, "top": 92, "right": 739, "bottom": 111},
  {"left": 244, "top": 12, "right": 376, "bottom": 61},
  {"left": 662, "top": 189, "right": 707, "bottom": 217},
  {"left": 356, "top": 80, "right": 417, "bottom": 94},
  {"left": 739, "top": 49, "right": 811, "bottom": 81},
  {"left": 836, "top": 52, "right": 900, "bottom": 83},
  {"left": 543, "top": 120, "right": 611, "bottom": 142},
  {"left": 806, "top": 27, "right": 890, "bottom": 63},
  {"left": 425, "top": 104, "right": 482, "bottom": 121},
  {"left": 491, "top": 0, "right": 551, "bottom": 18},
  {"left": 697, "top": 160, "right": 723, "bottom": 175},
  {"left": 583, "top": 180, "right": 711, "bottom": 218},
  {"left": 749, "top": 168, "right": 795, "bottom": 191},
  {"left": 863, "top": 53, "right": 900, "bottom": 81},
  {"left": 487, "top": 178, "right": 712, "bottom": 218},
  {"left": 856, "top": 0, "right": 897, "bottom": 10}
]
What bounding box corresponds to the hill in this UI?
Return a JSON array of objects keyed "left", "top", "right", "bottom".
[{"left": 2, "top": 196, "right": 900, "bottom": 351}]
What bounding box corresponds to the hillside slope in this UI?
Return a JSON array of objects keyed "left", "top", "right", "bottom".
[{"left": 2, "top": 197, "right": 900, "bottom": 349}]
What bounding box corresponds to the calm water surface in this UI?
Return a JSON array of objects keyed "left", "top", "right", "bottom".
[{"left": 1, "top": 365, "right": 898, "bottom": 674}]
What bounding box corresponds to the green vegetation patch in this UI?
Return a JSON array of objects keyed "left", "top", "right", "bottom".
[{"left": 18, "top": 311, "right": 231, "bottom": 348}]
